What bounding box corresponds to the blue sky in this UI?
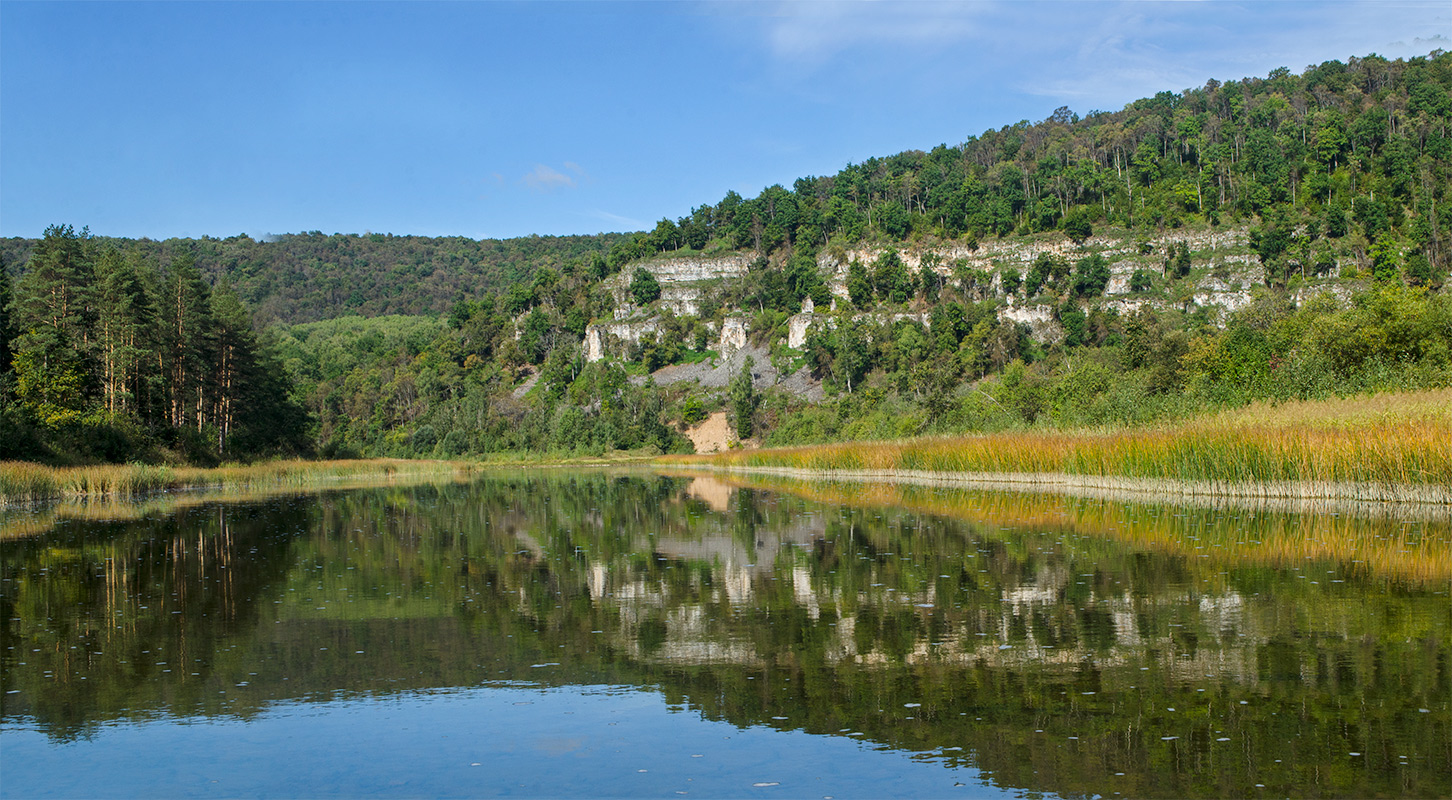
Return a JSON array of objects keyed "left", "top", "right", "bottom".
[{"left": 2, "top": 1, "right": 1447, "bottom": 240}]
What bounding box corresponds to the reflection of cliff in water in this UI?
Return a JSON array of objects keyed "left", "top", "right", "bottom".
[{"left": 2, "top": 473, "right": 1447, "bottom": 798}]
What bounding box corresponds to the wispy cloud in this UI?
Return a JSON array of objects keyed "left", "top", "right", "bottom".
[
  {"left": 716, "top": 1, "right": 1448, "bottom": 113},
  {"left": 744, "top": 0, "right": 989, "bottom": 61},
  {"left": 522, "top": 164, "right": 577, "bottom": 192},
  {"left": 587, "top": 209, "right": 646, "bottom": 231}
]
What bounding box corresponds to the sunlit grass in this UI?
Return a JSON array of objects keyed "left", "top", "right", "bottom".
[
  {"left": 0, "top": 458, "right": 475, "bottom": 505},
  {"left": 667, "top": 389, "right": 1452, "bottom": 498}
]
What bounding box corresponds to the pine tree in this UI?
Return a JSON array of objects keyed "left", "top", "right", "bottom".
[
  {"left": 209, "top": 280, "right": 256, "bottom": 452},
  {"left": 11, "top": 224, "right": 97, "bottom": 426},
  {"left": 0, "top": 254, "right": 14, "bottom": 381},
  {"left": 93, "top": 247, "right": 157, "bottom": 418},
  {"left": 161, "top": 252, "right": 213, "bottom": 431}
]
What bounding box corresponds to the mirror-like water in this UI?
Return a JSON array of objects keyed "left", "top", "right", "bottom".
[{"left": 2, "top": 471, "right": 1448, "bottom": 798}]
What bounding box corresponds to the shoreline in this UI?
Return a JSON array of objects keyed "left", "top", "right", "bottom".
[
  {"left": 0, "top": 458, "right": 476, "bottom": 507},
  {"left": 665, "top": 464, "right": 1452, "bottom": 520}
]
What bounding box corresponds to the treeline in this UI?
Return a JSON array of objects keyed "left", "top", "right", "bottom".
[
  {"left": 5, "top": 54, "right": 1451, "bottom": 463},
  {"left": 609, "top": 52, "right": 1450, "bottom": 281},
  {"left": 765, "top": 284, "right": 1452, "bottom": 444},
  {"left": 274, "top": 311, "right": 690, "bottom": 458},
  {"left": 0, "top": 225, "right": 309, "bottom": 463},
  {"left": 273, "top": 270, "right": 1451, "bottom": 460},
  {"left": 0, "top": 229, "right": 627, "bottom": 326}
]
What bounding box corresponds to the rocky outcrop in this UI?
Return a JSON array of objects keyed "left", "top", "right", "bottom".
[
  {"left": 998, "top": 303, "right": 1062, "bottom": 343},
  {"left": 604, "top": 254, "right": 751, "bottom": 320},
  {"left": 583, "top": 314, "right": 750, "bottom": 363},
  {"left": 583, "top": 320, "right": 660, "bottom": 362},
  {"left": 584, "top": 226, "right": 1360, "bottom": 358},
  {"left": 717, "top": 317, "right": 748, "bottom": 357}
]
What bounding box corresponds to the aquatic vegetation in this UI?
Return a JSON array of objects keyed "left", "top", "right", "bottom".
[{"left": 669, "top": 389, "right": 1452, "bottom": 496}]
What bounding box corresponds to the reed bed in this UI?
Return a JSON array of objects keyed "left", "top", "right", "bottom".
[
  {"left": 0, "top": 458, "right": 475, "bottom": 505},
  {"left": 670, "top": 390, "right": 1452, "bottom": 496}
]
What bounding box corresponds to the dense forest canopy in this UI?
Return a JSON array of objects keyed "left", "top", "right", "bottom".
[
  {"left": 2, "top": 52, "right": 1450, "bottom": 463},
  {"left": 0, "top": 230, "right": 627, "bottom": 326},
  {"left": 603, "top": 51, "right": 1450, "bottom": 278}
]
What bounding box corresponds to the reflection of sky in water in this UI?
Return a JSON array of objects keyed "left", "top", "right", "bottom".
[
  {"left": 3, "top": 684, "right": 1011, "bottom": 799},
  {"left": 2, "top": 472, "right": 1447, "bottom": 798}
]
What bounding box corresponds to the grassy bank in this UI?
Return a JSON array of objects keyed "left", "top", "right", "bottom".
[
  {"left": 0, "top": 458, "right": 475, "bottom": 505},
  {"left": 669, "top": 389, "right": 1452, "bottom": 491}
]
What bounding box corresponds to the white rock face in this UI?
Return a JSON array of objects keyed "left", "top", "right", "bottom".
[
  {"left": 585, "top": 326, "right": 604, "bottom": 362},
  {"left": 788, "top": 313, "right": 813, "bottom": 349},
  {"left": 605, "top": 254, "right": 752, "bottom": 319},
  {"left": 999, "top": 303, "right": 1061, "bottom": 344},
  {"left": 718, "top": 317, "right": 748, "bottom": 356},
  {"left": 582, "top": 320, "right": 661, "bottom": 362},
  {"left": 1101, "top": 298, "right": 1156, "bottom": 316},
  {"left": 579, "top": 226, "right": 1351, "bottom": 357}
]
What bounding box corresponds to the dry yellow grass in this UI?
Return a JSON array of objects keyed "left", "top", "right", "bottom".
[{"left": 666, "top": 389, "right": 1452, "bottom": 492}]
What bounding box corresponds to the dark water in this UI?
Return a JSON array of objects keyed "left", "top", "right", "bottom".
[{"left": 2, "top": 471, "right": 1448, "bottom": 798}]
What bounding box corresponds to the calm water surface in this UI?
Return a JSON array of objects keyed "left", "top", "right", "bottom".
[{"left": 2, "top": 471, "right": 1448, "bottom": 798}]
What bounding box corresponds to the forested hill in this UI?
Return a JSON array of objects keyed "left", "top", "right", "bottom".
[
  {"left": 4, "top": 52, "right": 1449, "bottom": 325},
  {"left": 2, "top": 51, "right": 1451, "bottom": 464},
  {"left": 0, "top": 231, "right": 626, "bottom": 326},
  {"left": 598, "top": 51, "right": 1449, "bottom": 278}
]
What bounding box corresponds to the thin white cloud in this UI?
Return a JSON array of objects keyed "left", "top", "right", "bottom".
[
  {"left": 522, "top": 164, "right": 577, "bottom": 192},
  {"left": 720, "top": 0, "right": 991, "bottom": 62},
  {"left": 999, "top": 2, "right": 1449, "bottom": 109},
  {"left": 587, "top": 209, "right": 646, "bottom": 231},
  {"left": 718, "top": 0, "right": 1448, "bottom": 112}
]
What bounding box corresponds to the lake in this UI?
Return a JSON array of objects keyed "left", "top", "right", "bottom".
[{"left": 2, "top": 470, "right": 1448, "bottom": 798}]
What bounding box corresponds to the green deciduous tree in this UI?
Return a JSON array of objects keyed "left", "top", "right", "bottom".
[
  {"left": 730, "top": 355, "right": 756, "bottom": 439},
  {"left": 630, "top": 267, "right": 661, "bottom": 306}
]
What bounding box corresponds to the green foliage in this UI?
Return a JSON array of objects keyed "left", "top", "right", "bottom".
[
  {"left": 1, "top": 226, "right": 310, "bottom": 463},
  {"left": 1062, "top": 207, "right": 1094, "bottom": 244},
  {"left": 680, "top": 395, "right": 707, "bottom": 426},
  {"left": 1071, "top": 253, "right": 1110, "bottom": 298},
  {"left": 1, "top": 230, "right": 626, "bottom": 327},
  {"left": 1129, "top": 269, "right": 1154, "bottom": 292},
  {"left": 730, "top": 356, "right": 757, "bottom": 439},
  {"left": 630, "top": 267, "right": 662, "bottom": 305},
  {"left": 1025, "top": 253, "right": 1070, "bottom": 297},
  {"left": 1166, "top": 241, "right": 1192, "bottom": 278},
  {"left": 872, "top": 250, "right": 912, "bottom": 304}
]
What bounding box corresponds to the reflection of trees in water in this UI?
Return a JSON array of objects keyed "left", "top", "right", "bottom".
[
  {"left": 1, "top": 502, "right": 308, "bottom": 738},
  {"left": 1, "top": 474, "right": 1447, "bottom": 797}
]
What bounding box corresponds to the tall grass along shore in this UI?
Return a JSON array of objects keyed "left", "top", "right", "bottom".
[
  {"left": 668, "top": 390, "right": 1452, "bottom": 502},
  {"left": 0, "top": 458, "right": 474, "bottom": 505}
]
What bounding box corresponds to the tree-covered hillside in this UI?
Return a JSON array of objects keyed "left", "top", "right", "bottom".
[
  {"left": 2, "top": 52, "right": 1450, "bottom": 463},
  {"left": 606, "top": 51, "right": 1449, "bottom": 283},
  {"left": 0, "top": 230, "right": 626, "bottom": 326}
]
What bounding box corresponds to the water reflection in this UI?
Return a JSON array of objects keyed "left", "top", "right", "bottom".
[{"left": 2, "top": 471, "right": 1448, "bottom": 798}]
